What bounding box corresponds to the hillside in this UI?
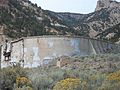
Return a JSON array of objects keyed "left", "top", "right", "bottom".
[
  {"left": 0, "top": 0, "right": 120, "bottom": 43},
  {"left": 43, "top": 0, "right": 120, "bottom": 42},
  {"left": 0, "top": 0, "right": 75, "bottom": 39},
  {"left": 96, "top": 23, "right": 120, "bottom": 43}
]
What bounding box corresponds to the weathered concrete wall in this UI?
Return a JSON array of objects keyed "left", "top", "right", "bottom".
[{"left": 1, "top": 36, "right": 120, "bottom": 68}]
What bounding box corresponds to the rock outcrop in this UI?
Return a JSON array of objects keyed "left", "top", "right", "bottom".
[{"left": 95, "top": 0, "right": 120, "bottom": 11}]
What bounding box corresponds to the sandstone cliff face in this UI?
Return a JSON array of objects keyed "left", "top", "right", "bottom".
[{"left": 95, "top": 0, "right": 120, "bottom": 11}]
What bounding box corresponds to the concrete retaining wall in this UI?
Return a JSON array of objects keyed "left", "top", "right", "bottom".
[{"left": 1, "top": 36, "right": 120, "bottom": 68}]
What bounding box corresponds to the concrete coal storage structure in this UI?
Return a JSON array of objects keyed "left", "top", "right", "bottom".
[{"left": 0, "top": 36, "right": 120, "bottom": 68}]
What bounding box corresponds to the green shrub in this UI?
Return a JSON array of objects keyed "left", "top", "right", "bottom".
[
  {"left": 30, "top": 74, "right": 53, "bottom": 90},
  {"left": 50, "top": 69, "right": 65, "bottom": 81},
  {"left": 0, "top": 66, "right": 27, "bottom": 90}
]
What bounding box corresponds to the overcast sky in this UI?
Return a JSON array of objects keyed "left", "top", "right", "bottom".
[{"left": 30, "top": 0, "right": 120, "bottom": 14}]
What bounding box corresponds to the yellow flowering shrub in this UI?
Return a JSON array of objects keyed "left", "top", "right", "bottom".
[
  {"left": 16, "top": 76, "right": 31, "bottom": 88},
  {"left": 107, "top": 70, "right": 120, "bottom": 81},
  {"left": 53, "top": 78, "right": 81, "bottom": 90}
]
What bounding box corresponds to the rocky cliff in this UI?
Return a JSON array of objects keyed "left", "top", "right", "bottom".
[
  {"left": 57, "top": 0, "right": 120, "bottom": 42},
  {"left": 95, "top": 0, "right": 120, "bottom": 11}
]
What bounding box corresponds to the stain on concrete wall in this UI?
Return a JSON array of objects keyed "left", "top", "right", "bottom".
[
  {"left": 0, "top": 36, "right": 120, "bottom": 68},
  {"left": 11, "top": 40, "right": 23, "bottom": 62}
]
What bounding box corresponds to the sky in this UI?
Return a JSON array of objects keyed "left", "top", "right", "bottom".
[{"left": 30, "top": 0, "right": 120, "bottom": 14}]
